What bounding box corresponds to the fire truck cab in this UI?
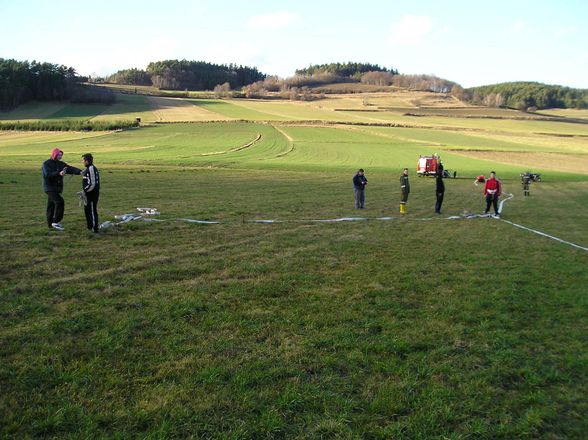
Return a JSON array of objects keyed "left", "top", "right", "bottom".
[{"left": 417, "top": 154, "right": 442, "bottom": 176}]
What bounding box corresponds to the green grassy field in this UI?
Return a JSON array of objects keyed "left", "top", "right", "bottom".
[{"left": 1, "top": 94, "right": 587, "bottom": 439}]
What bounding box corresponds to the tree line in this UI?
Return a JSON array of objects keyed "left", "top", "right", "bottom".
[
  {"left": 0, "top": 58, "right": 117, "bottom": 110},
  {"left": 466, "top": 82, "right": 588, "bottom": 110},
  {"left": 295, "top": 62, "right": 398, "bottom": 78},
  {"left": 242, "top": 71, "right": 458, "bottom": 99},
  {"left": 105, "top": 68, "right": 151, "bottom": 86},
  {"left": 105, "top": 60, "right": 266, "bottom": 90},
  {"left": 4, "top": 57, "right": 587, "bottom": 111},
  {"left": 0, "top": 59, "right": 79, "bottom": 110}
]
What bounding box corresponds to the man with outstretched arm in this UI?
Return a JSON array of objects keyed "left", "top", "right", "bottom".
[
  {"left": 42, "top": 148, "right": 82, "bottom": 231},
  {"left": 81, "top": 153, "right": 100, "bottom": 233},
  {"left": 483, "top": 171, "right": 502, "bottom": 216}
]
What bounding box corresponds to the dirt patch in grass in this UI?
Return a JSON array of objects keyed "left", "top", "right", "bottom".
[{"left": 448, "top": 150, "right": 588, "bottom": 174}]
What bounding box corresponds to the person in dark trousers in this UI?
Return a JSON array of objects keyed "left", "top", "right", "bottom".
[
  {"left": 81, "top": 153, "right": 100, "bottom": 232},
  {"left": 435, "top": 171, "right": 445, "bottom": 214},
  {"left": 353, "top": 169, "right": 368, "bottom": 209},
  {"left": 483, "top": 171, "right": 502, "bottom": 216},
  {"left": 400, "top": 168, "right": 410, "bottom": 213},
  {"left": 42, "top": 148, "right": 82, "bottom": 231},
  {"left": 521, "top": 172, "right": 532, "bottom": 196}
]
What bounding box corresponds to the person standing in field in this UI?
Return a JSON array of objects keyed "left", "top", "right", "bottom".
[
  {"left": 81, "top": 153, "right": 100, "bottom": 233},
  {"left": 483, "top": 171, "right": 502, "bottom": 216},
  {"left": 42, "top": 148, "right": 82, "bottom": 231},
  {"left": 400, "top": 168, "right": 410, "bottom": 213},
  {"left": 353, "top": 168, "right": 368, "bottom": 209},
  {"left": 435, "top": 170, "right": 445, "bottom": 214},
  {"left": 521, "top": 172, "right": 532, "bottom": 196}
]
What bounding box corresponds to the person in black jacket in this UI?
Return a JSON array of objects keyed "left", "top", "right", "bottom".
[
  {"left": 81, "top": 153, "right": 100, "bottom": 233},
  {"left": 42, "top": 148, "right": 82, "bottom": 230},
  {"left": 435, "top": 171, "right": 445, "bottom": 214},
  {"left": 399, "top": 168, "right": 410, "bottom": 213},
  {"left": 352, "top": 169, "right": 368, "bottom": 209}
]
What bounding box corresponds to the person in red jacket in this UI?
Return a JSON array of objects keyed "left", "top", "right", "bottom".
[{"left": 483, "top": 171, "right": 502, "bottom": 216}]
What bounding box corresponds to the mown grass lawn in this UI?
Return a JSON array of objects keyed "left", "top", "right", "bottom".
[
  {"left": 1, "top": 161, "right": 587, "bottom": 439},
  {"left": 1, "top": 109, "right": 587, "bottom": 438}
]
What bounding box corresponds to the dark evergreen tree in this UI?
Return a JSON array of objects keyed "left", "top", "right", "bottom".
[
  {"left": 0, "top": 58, "right": 82, "bottom": 110},
  {"left": 295, "top": 62, "right": 398, "bottom": 77},
  {"left": 467, "top": 82, "right": 588, "bottom": 109},
  {"left": 145, "top": 60, "right": 265, "bottom": 90},
  {"left": 106, "top": 68, "right": 151, "bottom": 85}
]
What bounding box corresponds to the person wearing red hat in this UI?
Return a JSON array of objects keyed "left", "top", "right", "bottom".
[{"left": 42, "top": 148, "right": 82, "bottom": 230}]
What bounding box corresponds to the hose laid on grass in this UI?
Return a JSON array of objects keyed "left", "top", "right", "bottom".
[
  {"left": 98, "top": 202, "right": 588, "bottom": 252},
  {"left": 497, "top": 193, "right": 588, "bottom": 251},
  {"left": 499, "top": 218, "right": 588, "bottom": 252}
]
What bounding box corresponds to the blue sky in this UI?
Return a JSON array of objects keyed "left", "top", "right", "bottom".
[{"left": 1, "top": 0, "right": 587, "bottom": 88}]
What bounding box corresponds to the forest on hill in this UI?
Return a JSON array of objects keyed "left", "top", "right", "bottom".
[
  {"left": 466, "top": 82, "right": 588, "bottom": 110},
  {"left": 0, "top": 58, "right": 112, "bottom": 110},
  {"left": 2, "top": 57, "right": 588, "bottom": 111},
  {"left": 106, "top": 60, "right": 265, "bottom": 90},
  {"left": 295, "top": 62, "right": 399, "bottom": 78}
]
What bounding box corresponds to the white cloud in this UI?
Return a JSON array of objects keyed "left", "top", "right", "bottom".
[
  {"left": 511, "top": 20, "right": 526, "bottom": 33},
  {"left": 389, "top": 15, "right": 433, "bottom": 45},
  {"left": 247, "top": 10, "right": 301, "bottom": 30},
  {"left": 204, "top": 42, "right": 262, "bottom": 66},
  {"left": 553, "top": 25, "right": 578, "bottom": 37},
  {"left": 60, "top": 35, "right": 180, "bottom": 76}
]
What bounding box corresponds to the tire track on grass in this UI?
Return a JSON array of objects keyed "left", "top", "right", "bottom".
[
  {"left": 271, "top": 125, "right": 295, "bottom": 158},
  {"left": 201, "top": 133, "right": 262, "bottom": 156}
]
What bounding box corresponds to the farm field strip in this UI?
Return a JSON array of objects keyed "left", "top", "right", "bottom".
[
  {"left": 186, "top": 99, "right": 287, "bottom": 121},
  {"left": 88, "top": 94, "right": 157, "bottom": 123},
  {"left": 147, "top": 96, "right": 231, "bottom": 122},
  {"left": 1, "top": 121, "right": 586, "bottom": 178},
  {"left": 448, "top": 150, "right": 588, "bottom": 175},
  {"left": 0, "top": 130, "right": 109, "bottom": 147},
  {"left": 0, "top": 101, "right": 68, "bottom": 121}
]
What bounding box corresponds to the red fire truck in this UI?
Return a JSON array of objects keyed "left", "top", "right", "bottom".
[{"left": 417, "top": 154, "right": 442, "bottom": 176}]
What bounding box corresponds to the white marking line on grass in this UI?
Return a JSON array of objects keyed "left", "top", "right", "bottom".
[
  {"left": 175, "top": 218, "right": 221, "bottom": 224},
  {"left": 499, "top": 218, "right": 588, "bottom": 251},
  {"left": 498, "top": 193, "right": 588, "bottom": 252},
  {"left": 312, "top": 217, "right": 368, "bottom": 222}
]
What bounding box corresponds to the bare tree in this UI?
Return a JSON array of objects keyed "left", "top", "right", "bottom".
[
  {"left": 213, "top": 82, "right": 231, "bottom": 98},
  {"left": 361, "top": 71, "right": 395, "bottom": 86}
]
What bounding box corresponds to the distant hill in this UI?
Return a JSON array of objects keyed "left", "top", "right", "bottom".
[
  {"left": 5, "top": 56, "right": 588, "bottom": 112},
  {"left": 105, "top": 60, "right": 266, "bottom": 91},
  {"left": 295, "top": 62, "right": 398, "bottom": 78},
  {"left": 466, "top": 81, "right": 588, "bottom": 110}
]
